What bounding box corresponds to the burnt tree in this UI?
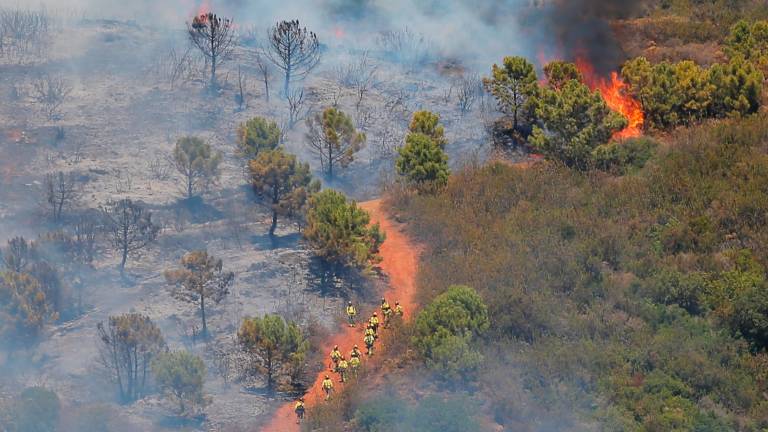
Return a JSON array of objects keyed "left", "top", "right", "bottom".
[
  {"left": 43, "top": 171, "right": 78, "bottom": 221},
  {"left": 97, "top": 313, "right": 166, "bottom": 402},
  {"left": 100, "top": 199, "right": 160, "bottom": 276},
  {"left": 265, "top": 20, "right": 321, "bottom": 97},
  {"left": 187, "top": 12, "right": 235, "bottom": 90}
]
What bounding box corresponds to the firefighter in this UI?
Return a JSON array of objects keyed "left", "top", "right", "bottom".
[
  {"left": 322, "top": 375, "right": 334, "bottom": 400},
  {"left": 364, "top": 324, "right": 375, "bottom": 343},
  {"left": 350, "top": 344, "right": 362, "bottom": 359},
  {"left": 346, "top": 301, "right": 357, "bottom": 327},
  {"left": 364, "top": 332, "right": 375, "bottom": 356},
  {"left": 369, "top": 312, "right": 379, "bottom": 337},
  {"left": 381, "top": 298, "right": 392, "bottom": 327},
  {"left": 394, "top": 301, "right": 404, "bottom": 318},
  {"left": 294, "top": 398, "right": 305, "bottom": 424},
  {"left": 337, "top": 355, "right": 349, "bottom": 383},
  {"left": 329, "top": 345, "right": 342, "bottom": 371},
  {"left": 349, "top": 353, "right": 361, "bottom": 374}
]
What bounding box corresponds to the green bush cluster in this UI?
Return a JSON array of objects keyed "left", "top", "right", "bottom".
[
  {"left": 621, "top": 55, "right": 763, "bottom": 129},
  {"left": 412, "top": 285, "right": 489, "bottom": 381},
  {"left": 354, "top": 394, "right": 480, "bottom": 432}
]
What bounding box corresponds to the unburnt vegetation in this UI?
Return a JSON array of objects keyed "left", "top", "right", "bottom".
[{"left": 384, "top": 114, "right": 768, "bottom": 430}]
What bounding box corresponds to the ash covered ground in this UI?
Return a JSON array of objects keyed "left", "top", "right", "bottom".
[{"left": 0, "top": 4, "right": 508, "bottom": 430}]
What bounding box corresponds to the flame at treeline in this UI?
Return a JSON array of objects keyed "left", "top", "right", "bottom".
[
  {"left": 575, "top": 58, "right": 644, "bottom": 139},
  {"left": 195, "top": 0, "right": 210, "bottom": 17}
]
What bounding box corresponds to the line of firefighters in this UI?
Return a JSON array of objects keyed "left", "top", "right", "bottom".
[{"left": 294, "top": 298, "right": 404, "bottom": 424}]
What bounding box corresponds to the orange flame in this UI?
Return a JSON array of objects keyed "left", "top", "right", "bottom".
[
  {"left": 576, "top": 58, "right": 644, "bottom": 140},
  {"left": 195, "top": 0, "right": 210, "bottom": 17}
]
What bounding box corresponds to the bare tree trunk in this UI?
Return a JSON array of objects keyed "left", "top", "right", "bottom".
[
  {"left": 120, "top": 245, "right": 128, "bottom": 276},
  {"left": 200, "top": 294, "right": 207, "bottom": 336},
  {"left": 264, "top": 75, "right": 270, "bottom": 102},
  {"left": 284, "top": 63, "right": 291, "bottom": 97},
  {"left": 269, "top": 187, "right": 279, "bottom": 236},
  {"left": 211, "top": 53, "right": 217, "bottom": 89}
]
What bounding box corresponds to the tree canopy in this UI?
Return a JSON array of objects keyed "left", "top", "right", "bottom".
[
  {"left": 413, "top": 285, "right": 489, "bottom": 380},
  {"left": 303, "top": 189, "right": 385, "bottom": 270},
  {"left": 396, "top": 132, "right": 449, "bottom": 189},
  {"left": 152, "top": 350, "right": 208, "bottom": 416},
  {"left": 236, "top": 117, "right": 281, "bottom": 159},
  {"left": 408, "top": 110, "right": 447, "bottom": 148},
  {"left": 249, "top": 147, "right": 320, "bottom": 236},
  {"left": 165, "top": 250, "right": 234, "bottom": 336},
  {"left": 530, "top": 79, "right": 627, "bottom": 170},
  {"left": 238, "top": 314, "right": 309, "bottom": 389},
  {"left": 305, "top": 107, "right": 366, "bottom": 178},
  {"left": 171, "top": 136, "right": 222, "bottom": 199},
  {"left": 482, "top": 56, "right": 538, "bottom": 132}
]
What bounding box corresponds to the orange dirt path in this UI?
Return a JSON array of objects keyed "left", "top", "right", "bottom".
[{"left": 260, "top": 199, "right": 421, "bottom": 432}]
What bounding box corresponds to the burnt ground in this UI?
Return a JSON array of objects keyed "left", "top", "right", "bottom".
[{"left": 0, "top": 17, "right": 516, "bottom": 430}]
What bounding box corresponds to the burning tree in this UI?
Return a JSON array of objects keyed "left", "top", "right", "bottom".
[
  {"left": 265, "top": 20, "right": 321, "bottom": 97},
  {"left": 530, "top": 79, "right": 627, "bottom": 170},
  {"left": 165, "top": 250, "right": 234, "bottom": 336},
  {"left": 187, "top": 12, "right": 235, "bottom": 90}
]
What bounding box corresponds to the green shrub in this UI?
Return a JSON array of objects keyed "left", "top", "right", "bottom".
[{"left": 592, "top": 137, "right": 657, "bottom": 174}]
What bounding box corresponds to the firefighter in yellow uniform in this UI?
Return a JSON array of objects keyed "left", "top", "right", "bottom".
[
  {"left": 337, "top": 356, "right": 349, "bottom": 383},
  {"left": 330, "top": 345, "right": 342, "bottom": 371},
  {"left": 381, "top": 298, "right": 392, "bottom": 327},
  {"left": 364, "top": 332, "right": 375, "bottom": 356},
  {"left": 346, "top": 301, "right": 357, "bottom": 327},
  {"left": 294, "top": 398, "right": 305, "bottom": 424},
  {"left": 369, "top": 312, "right": 380, "bottom": 338},
  {"left": 349, "top": 353, "right": 361, "bottom": 375},
  {"left": 350, "top": 344, "right": 362, "bottom": 360},
  {"left": 322, "top": 375, "right": 334, "bottom": 400},
  {"left": 394, "top": 301, "right": 404, "bottom": 318}
]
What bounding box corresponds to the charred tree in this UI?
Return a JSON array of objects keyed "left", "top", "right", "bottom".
[
  {"left": 100, "top": 199, "right": 160, "bottom": 276},
  {"left": 43, "top": 171, "right": 79, "bottom": 221},
  {"left": 187, "top": 12, "right": 235, "bottom": 90},
  {"left": 264, "top": 20, "right": 321, "bottom": 97},
  {"left": 97, "top": 313, "right": 166, "bottom": 402}
]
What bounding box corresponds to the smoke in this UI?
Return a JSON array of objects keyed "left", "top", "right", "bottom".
[
  {"left": 0, "top": 0, "right": 642, "bottom": 73},
  {"left": 529, "top": 0, "right": 645, "bottom": 73}
]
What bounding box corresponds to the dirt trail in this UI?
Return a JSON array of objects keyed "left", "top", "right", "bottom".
[{"left": 260, "top": 199, "right": 421, "bottom": 432}]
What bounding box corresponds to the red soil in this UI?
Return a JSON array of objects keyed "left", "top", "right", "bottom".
[{"left": 260, "top": 199, "right": 421, "bottom": 432}]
